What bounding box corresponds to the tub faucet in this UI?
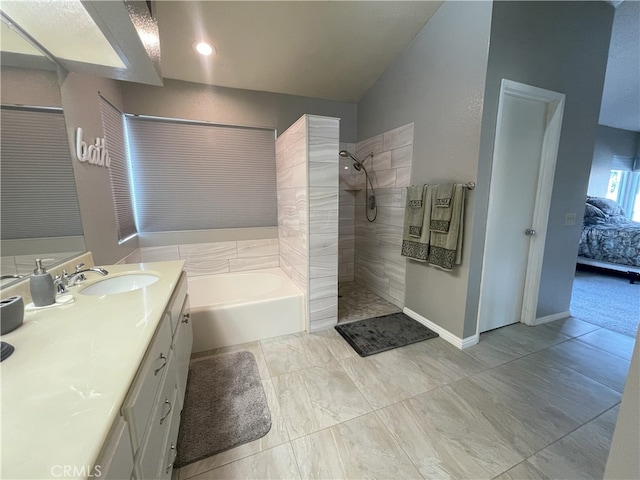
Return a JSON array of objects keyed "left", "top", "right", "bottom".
[{"left": 55, "top": 264, "right": 109, "bottom": 293}]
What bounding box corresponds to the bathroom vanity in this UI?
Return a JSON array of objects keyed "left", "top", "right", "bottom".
[{"left": 0, "top": 260, "right": 192, "bottom": 480}]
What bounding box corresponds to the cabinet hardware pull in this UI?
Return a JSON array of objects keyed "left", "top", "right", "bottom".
[
  {"left": 154, "top": 353, "right": 167, "bottom": 375},
  {"left": 160, "top": 398, "right": 172, "bottom": 425},
  {"left": 166, "top": 444, "right": 177, "bottom": 474},
  {"left": 182, "top": 313, "right": 190, "bottom": 324}
]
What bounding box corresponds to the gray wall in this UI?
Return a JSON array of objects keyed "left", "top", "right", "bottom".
[
  {"left": 121, "top": 79, "right": 358, "bottom": 143},
  {"left": 357, "top": 1, "right": 492, "bottom": 338},
  {"left": 588, "top": 125, "right": 640, "bottom": 197},
  {"left": 59, "top": 73, "right": 139, "bottom": 265},
  {"left": 471, "top": 1, "right": 614, "bottom": 328}
]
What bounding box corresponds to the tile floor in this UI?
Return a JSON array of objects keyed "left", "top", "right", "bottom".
[
  {"left": 338, "top": 281, "right": 401, "bottom": 323},
  {"left": 177, "top": 317, "right": 634, "bottom": 480}
]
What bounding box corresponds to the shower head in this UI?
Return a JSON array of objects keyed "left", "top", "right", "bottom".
[{"left": 339, "top": 150, "right": 366, "bottom": 171}]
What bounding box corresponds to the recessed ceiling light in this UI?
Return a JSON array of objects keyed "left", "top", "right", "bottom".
[{"left": 193, "top": 41, "right": 215, "bottom": 56}]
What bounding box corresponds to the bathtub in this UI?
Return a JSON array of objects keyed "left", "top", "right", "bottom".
[{"left": 188, "top": 267, "right": 305, "bottom": 352}]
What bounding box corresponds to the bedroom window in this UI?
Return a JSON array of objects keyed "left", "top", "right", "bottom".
[{"left": 607, "top": 169, "right": 640, "bottom": 221}]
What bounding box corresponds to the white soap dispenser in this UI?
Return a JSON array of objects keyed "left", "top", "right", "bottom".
[{"left": 30, "top": 258, "right": 56, "bottom": 307}]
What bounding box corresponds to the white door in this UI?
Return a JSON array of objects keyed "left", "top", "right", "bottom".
[{"left": 478, "top": 80, "right": 565, "bottom": 333}]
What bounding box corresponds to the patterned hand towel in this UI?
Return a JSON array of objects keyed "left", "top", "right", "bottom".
[
  {"left": 428, "top": 184, "right": 465, "bottom": 271},
  {"left": 430, "top": 183, "right": 455, "bottom": 233},
  {"left": 402, "top": 184, "right": 434, "bottom": 262},
  {"left": 407, "top": 184, "right": 427, "bottom": 238}
]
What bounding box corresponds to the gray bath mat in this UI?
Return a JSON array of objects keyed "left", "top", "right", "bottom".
[
  {"left": 335, "top": 312, "right": 439, "bottom": 357},
  {"left": 175, "top": 351, "right": 271, "bottom": 468}
]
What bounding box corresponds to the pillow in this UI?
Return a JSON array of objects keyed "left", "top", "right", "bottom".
[
  {"left": 584, "top": 203, "right": 607, "bottom": 219},
  {"left": 586, "top": 196, "right": 626, "bottom": 217}
]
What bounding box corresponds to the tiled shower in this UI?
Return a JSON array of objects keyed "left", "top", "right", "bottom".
[{"left": 339, "top": 123, "right": 414, "bottom": 309}]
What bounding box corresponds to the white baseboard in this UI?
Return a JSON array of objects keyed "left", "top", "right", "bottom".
[
  {"left": 532, "top": 311, "right": 571, "bottom": 326},
  {"left": 403, "top": 307, "right": 478, "bottom": 350}
]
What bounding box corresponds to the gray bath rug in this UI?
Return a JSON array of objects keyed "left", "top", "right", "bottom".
[
  {"left": 335, "top": 312, "right": 439, "bottom": 357},
  {"left": 175, "top": 351, "right": 271, "bottom": 468}
]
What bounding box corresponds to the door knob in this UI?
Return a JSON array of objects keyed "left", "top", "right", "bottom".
[{"left": 525, "top": 228, "right": 536, "bottom": 236}]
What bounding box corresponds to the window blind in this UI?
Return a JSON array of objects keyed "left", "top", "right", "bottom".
[
  {"left": 0, "top": 106, "right": 83, "bottom": 240},
  {"left": 99, "top": 96, "right": 137, "bottom": 242},
  {"left": 125, "top": 116, "right": 277, "bottom": 232},
  {"left": 611, "top": 155, "right": 634, "bottom": 171}
]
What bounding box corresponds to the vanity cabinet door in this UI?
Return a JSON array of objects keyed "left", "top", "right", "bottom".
[
  {"left": 122, "top": 313, "right": 172, "bottom": 451},
  {"left": 94, "top": 416, "right": 134, "bottom": 480},
  {"left": 167, "top": 272, "right": 188, "bottom": 335},
  {"left": 174, "top": 295, "right": 193, "bottom": 409}
]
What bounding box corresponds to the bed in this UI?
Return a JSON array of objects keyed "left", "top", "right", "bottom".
[{"left": 578, "top": 196, "right": 640, "bottom": 281}]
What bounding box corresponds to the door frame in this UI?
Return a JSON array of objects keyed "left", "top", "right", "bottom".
[{"left": 477, "top": 79, "right": 565, "bottom": 332}]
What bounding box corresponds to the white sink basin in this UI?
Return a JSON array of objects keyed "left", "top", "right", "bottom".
[{"left": 79, "top": 273, "right": 159, "bottom": 296}]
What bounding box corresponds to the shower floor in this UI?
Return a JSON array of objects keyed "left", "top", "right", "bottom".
[{"left": 338, "top": 281, "right": 402, "bottom": 323}]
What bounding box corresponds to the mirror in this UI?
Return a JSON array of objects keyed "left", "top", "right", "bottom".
[{"left": 1, "top": 22, "right": 85, "bottom": 288}]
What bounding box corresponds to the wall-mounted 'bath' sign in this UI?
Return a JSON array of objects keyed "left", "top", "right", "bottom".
[{"left": 75, "top": 128, "right": 110, "bottom": 168}]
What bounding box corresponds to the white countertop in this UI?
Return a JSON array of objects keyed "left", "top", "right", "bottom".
[{"left": 0, "top": 261, "right": 185, "bottom": 480}]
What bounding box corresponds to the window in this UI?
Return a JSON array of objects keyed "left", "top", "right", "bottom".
[
  {"left": 0, "top": 106, "right": 83, "bottom": 240},
  {"left": 606, "top": 155, "right": 640, "bottom": 221},
  {"left": 99, "top": 96, "right": 137, "bottom": 242},
  {"left": 125, "top": 116, "right": 277, "bottom": 233}
]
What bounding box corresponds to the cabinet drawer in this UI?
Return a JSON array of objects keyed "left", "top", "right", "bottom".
[
  {"left": 167, "top": 272, "right": 188, "bottom": 335},
  {"left": 122, "top": 313, "right": 172, "bottom": 451},
  {"left": 137, "top": 354, "right": 177, "bottom": 480},
  {"left": 94, "top": 416, "right": 134, "bottom": 480}
]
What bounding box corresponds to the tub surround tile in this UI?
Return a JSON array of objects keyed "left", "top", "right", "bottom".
[
  {"left": 291, "top": 413, "right": 421, "bottom": 480},
  {"left": 236, "top": 239, "right": 279, "bottom": 258},
  {"left": 309, "top": 275, "right": 338, "bottom": 301},
  {"left": 307, "top": 115, "right": 340, "bottom": 140},
  {"left": 180, "top": 242, "right": 237, "bottom": 261},
  {"left": 309, "top": 139, "right": 339, "bottom": 164},
  {"left": 375, "top": 188, "right": 405, "bottom": 208},
  {"left": 371, "top": 151, "right": 392, "bottom": 171},
  {"left": 272, "top": 362, "right": 372, "bottom": 440},
  {"left": 308, "top": 210, "right": 339, "bottom": 234},
  {"left": 229, "top": 256, "right": 280, "bottom": 273},
  {"left": 184, "top": 259, "right": 230, "bottom": 277},
  {"left": 309, "top": 233, "right": 338, "bottom": 257}
]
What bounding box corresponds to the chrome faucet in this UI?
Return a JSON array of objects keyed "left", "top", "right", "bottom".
[{"left": 55, "top": 263, "right": 109, "bottom": 293}]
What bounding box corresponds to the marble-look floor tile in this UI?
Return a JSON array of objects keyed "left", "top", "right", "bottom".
[
  {"left": 339, "top": 346, "right": 448, "bottom": 409},
  {"left": 544, "top": 339, "right": 631, "bottom": 392},
  {"left": 260, "top": 334, "right": 334, "bottom": 377},
  {"left": 311, "top": 328, "right": 357, "bottom": 360},
  {"left": 377, "top": 385, "right": 523, "bottom": 479},
  {"left": 187, "top": 443, "right": 300, "bottom": 480},
  {"left": 272, "top": 362, "right": 372, "bottom": 439},
  {"left": 576, "top": 328, "right": 636, "bottom": 360},
  {"left": 537, "top": 316, "right": 600, "bottom": 338},
  {"left": 291, "top": 412, "right": 422, "bottom": 480},
  {"left": 526, "top": 407, "right": 619, "bottom": 480},
  {"left": 464, "top": 323, "right": 571, "bottom": 368},
  {"left": 450, "top": 354, "right": 621, "bottom": 457},
  {"left": 178, "top": 379, "right": 290, "bottom": 479},
  {"left": 494, "top": 460, "right": 551, "bottom": 480}
]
